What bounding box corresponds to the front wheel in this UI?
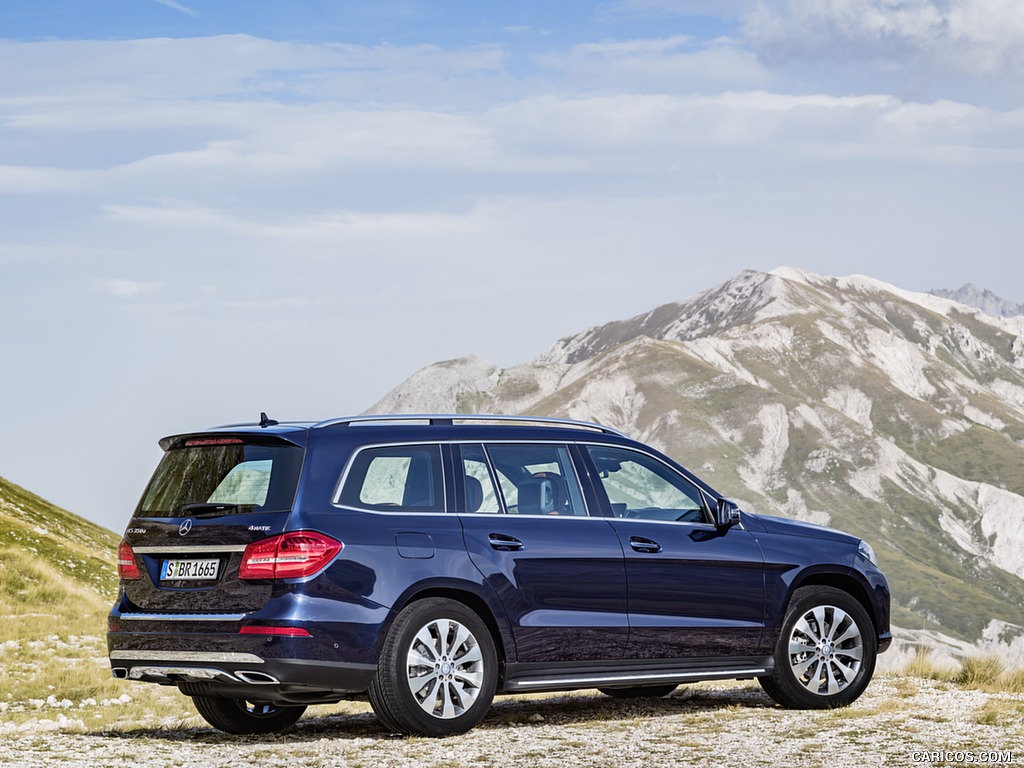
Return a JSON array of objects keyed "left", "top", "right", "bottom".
[
  {"left": 759, "top": 585, "right": 877, "bottom": 709},
  {"left": 369, "top": 598, "right": 498, "bottom": 736},
  {"left": 191, "top": 695, "right": 306, "bottom": 734}
]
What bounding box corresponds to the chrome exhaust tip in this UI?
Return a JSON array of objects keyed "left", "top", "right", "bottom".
[{"left": 235, "top": 670, "right": 280, "bottom": 685}]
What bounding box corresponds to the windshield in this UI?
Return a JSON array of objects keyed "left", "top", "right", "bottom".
[{"left": 137, "top": 440, "right": 304, "bottom": 517}]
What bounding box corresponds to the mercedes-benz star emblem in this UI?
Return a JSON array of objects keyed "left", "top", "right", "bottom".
[{"left": 178, "top": 519, "right": 193, "bottom": 536}]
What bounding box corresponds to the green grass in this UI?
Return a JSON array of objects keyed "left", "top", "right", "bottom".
[{"left": 0, "top": 475, "right": 120, "bottom": 602}]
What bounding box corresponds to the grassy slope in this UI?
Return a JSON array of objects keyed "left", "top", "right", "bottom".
[{"left": 0, "top": 476, "right": 192, "bottom": 729}]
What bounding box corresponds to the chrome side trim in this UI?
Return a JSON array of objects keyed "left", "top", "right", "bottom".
[
  {"left": 132, "top": 545, "right": 248, "bottom": 554},
  {"left": 118, "top": 613, "right": 247, "bottom": 622},
  {"left": 509, "top": 667, "right": 768, "bottom": 689},
  {"left": 110, "top": 650, "right": 263, "bottom": 664}
]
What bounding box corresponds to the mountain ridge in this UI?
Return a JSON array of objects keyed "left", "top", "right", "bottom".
[{"left": 930, "top": 284, "right": 1024, "bottom": 319}]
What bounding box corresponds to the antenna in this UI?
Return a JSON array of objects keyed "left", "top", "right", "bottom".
[{"left": 259, "top": 412, "right": 279, "bottom": 428}]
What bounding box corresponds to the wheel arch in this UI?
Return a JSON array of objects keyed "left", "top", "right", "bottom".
[
  {"left": 788, "top": 571, "right": 877, "bottom": 634},
  {"left": 391, "top": 583, "right": 512, "bottom": 679}
]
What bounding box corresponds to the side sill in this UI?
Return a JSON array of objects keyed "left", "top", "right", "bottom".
[{"left": 501, "top": 656, "right": 774, "bottom": 693}]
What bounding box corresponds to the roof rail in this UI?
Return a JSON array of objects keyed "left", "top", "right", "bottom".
[{"left": 312, "top": 413, "right": 628, "bottom": 437}]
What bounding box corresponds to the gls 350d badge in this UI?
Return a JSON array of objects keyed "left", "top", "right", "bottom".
[{"left": 178, "top": 519, "right": 193, "bottom": 536}]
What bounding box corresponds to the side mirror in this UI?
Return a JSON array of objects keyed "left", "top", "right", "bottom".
[{"left": 715, "top": 498, "right": 741, "bottom": 529}]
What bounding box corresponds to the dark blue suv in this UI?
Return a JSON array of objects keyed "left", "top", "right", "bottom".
[{"left": 108, "top": 414, "right": 891, "bottom": 736}]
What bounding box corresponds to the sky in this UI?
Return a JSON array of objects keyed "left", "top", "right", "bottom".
[{"left": 2, "top": 0, "right": 1023, "bottom": 532}]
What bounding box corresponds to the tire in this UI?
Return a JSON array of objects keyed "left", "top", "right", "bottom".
[
  {"left": 191, "top": 695, "right": 307, "bottom": 734},
  {"left": 759, "top": 585, "right": 877, "bottom": 709},
  {"left": 369, "top": 597, "right": 498, "bottom": 737},
  {"left": 598, "top": 684, "right": 678, "bottom": 699}
]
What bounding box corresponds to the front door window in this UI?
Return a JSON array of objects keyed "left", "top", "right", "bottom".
[{"left": 587, "top": 445, "right": 708, "bottom": 524}]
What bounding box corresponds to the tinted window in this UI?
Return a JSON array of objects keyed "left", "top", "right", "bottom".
[
  {"left": 338, "top": 444, "right": 444, "bottom": 512},
  {"left": 485, "top": 444, "right": 587, "bottom": 516},
  {"left": 457, "top": 444, "right": 502, "bottom": 514},
  {"left": 138, "top": 440, "right": 303, "bottom": 517},
  {"left": 588, "top": 446, "right": 707, "bottom": 523}
]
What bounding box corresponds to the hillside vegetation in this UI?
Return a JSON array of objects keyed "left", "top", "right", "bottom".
[
  {"left": 0, "top": 476, "right": 190, "bottom": 730},
  {"left": 0, "top": 474, "right": 118, "bottom": 626}
]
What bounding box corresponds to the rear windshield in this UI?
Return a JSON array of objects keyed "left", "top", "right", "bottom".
[{"left": 137, "top": 440, "right": 304, "bottom": 517}]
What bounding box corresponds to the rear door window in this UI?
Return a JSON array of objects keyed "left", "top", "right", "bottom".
[
  {"left": 457, "top": 444, "right": 503, "bottom": 514},
  {"left": 337, "top": 444, "right": 445, "bottom": 512},
  {"left": 484, "top": 444, "right": 587, "bottom": 516}
]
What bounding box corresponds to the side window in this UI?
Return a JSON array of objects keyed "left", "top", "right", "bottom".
[
  {"left": 587, "top": 446, "right": 708, "bottom": 524},
  {"left": 457, "top": 444, "right": 502, "bottom": 514},
  {"left": 338, "top": 444, "right": 444, "bottom": 512},
  {"left": 484, "top": 444, "right": 587, "bottom": 516}
]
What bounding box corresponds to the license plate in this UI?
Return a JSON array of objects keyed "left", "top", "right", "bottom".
[{"left": 160, "top": 558, "right": 220, "bottom": 581}]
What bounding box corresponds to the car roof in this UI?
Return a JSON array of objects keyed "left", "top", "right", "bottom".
[{"left": 159, "top": 414, "right": 630, "bottom": 450}]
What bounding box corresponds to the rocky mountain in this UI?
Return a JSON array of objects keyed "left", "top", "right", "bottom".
[
  {"left": 371, "top": 267, "right": 1024, "bottom": 660},
  {"left": 930, "top": 284, "right": 1024, "bottom": 318}
]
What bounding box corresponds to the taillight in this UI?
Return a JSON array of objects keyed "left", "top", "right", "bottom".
[
  {"left": 238, "top": 531, "right": 342, "bottom": 580},
  {"left": 117, "top": 540, "right": 141, "bottom": 581}
]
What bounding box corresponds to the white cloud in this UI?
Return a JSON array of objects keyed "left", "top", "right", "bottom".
[
  {"left": 153, "top": 0, "right": 199, "bottom": 18},
  {"left": 535, "top": 35, "right": 773, "bottom": 93},
  {"left": 0, "top": 36, "right": 506, "bottom": 103},
  {"left": 745, "top": 0, "right": 1024, "bottom": 78},
  {"left": 97, "top": 279, "right": 160, "bottom": 298},
  {"left": 598, "top": 0, "right": 752, "bottom": 20}
]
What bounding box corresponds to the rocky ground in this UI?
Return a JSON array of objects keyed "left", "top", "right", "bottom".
[{"left": 2, "top": 676, "right": 1021, "bottom": 768}]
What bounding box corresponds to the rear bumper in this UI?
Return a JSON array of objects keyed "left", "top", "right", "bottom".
[
  {"left": 108, "top": 650, "right": 375, "bottom": 704},
  {"left": 107, "top": 599, "right": 388, "bottom": 703}
]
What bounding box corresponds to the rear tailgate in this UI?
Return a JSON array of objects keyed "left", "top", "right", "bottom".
[{"left": 119, "top": 432, "right": 304, "bottom": 614}]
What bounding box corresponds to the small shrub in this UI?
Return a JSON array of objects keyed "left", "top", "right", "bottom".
[
  {"left": 901, "top": 649, "right": 956, "bottom": 682},
  {"left": 956, "top": 655, "right": 1006, "bottom": 688}
]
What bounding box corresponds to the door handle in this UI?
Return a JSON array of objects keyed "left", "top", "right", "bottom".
[
  {"left": 488, "top": 533, "right": 524, "bottom": 552},
  {"left": 629, "top": 536, "right": 662, "bottom": 554}
]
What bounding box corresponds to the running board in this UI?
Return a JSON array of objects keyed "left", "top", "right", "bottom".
[{"left": 502, "top": 657, "right": 773, "bottom": 693}]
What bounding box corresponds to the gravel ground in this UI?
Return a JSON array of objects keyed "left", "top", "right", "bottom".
[{"left": 2, "top": 677, "right": 1021, "bottom": 768}]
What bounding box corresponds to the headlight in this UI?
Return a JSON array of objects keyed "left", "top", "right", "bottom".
[{"left": 858, "top": 539, "right": 878, "bottom": 566}]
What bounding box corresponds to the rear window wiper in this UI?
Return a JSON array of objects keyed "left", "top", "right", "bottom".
[{"left": 179, "top": 502, "right": 246, "bottom": 518}]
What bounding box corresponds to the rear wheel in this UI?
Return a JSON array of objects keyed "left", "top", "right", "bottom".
[
  {"left": 369, "top": 598, "right": 497, "bottom": 736},
  {"left": 191, "top": 695, "right": 306, "bottom": 734},
  {"left": 759, "top": 585, "right": 876, "bottom": 709},
  {"left": 598, "top": 684, "right": 678, "bottom": 699}
]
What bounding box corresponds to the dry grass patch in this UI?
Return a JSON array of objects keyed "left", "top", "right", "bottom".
[
  {"left": 973, "top": 699, "right": 1023, "bottom": 727},
  {"left": 955, "top": 655, "right": 1024, "bottom": 694},
  {"left": 897, "top": 649, "right": 1024, "bottom": 694}
]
